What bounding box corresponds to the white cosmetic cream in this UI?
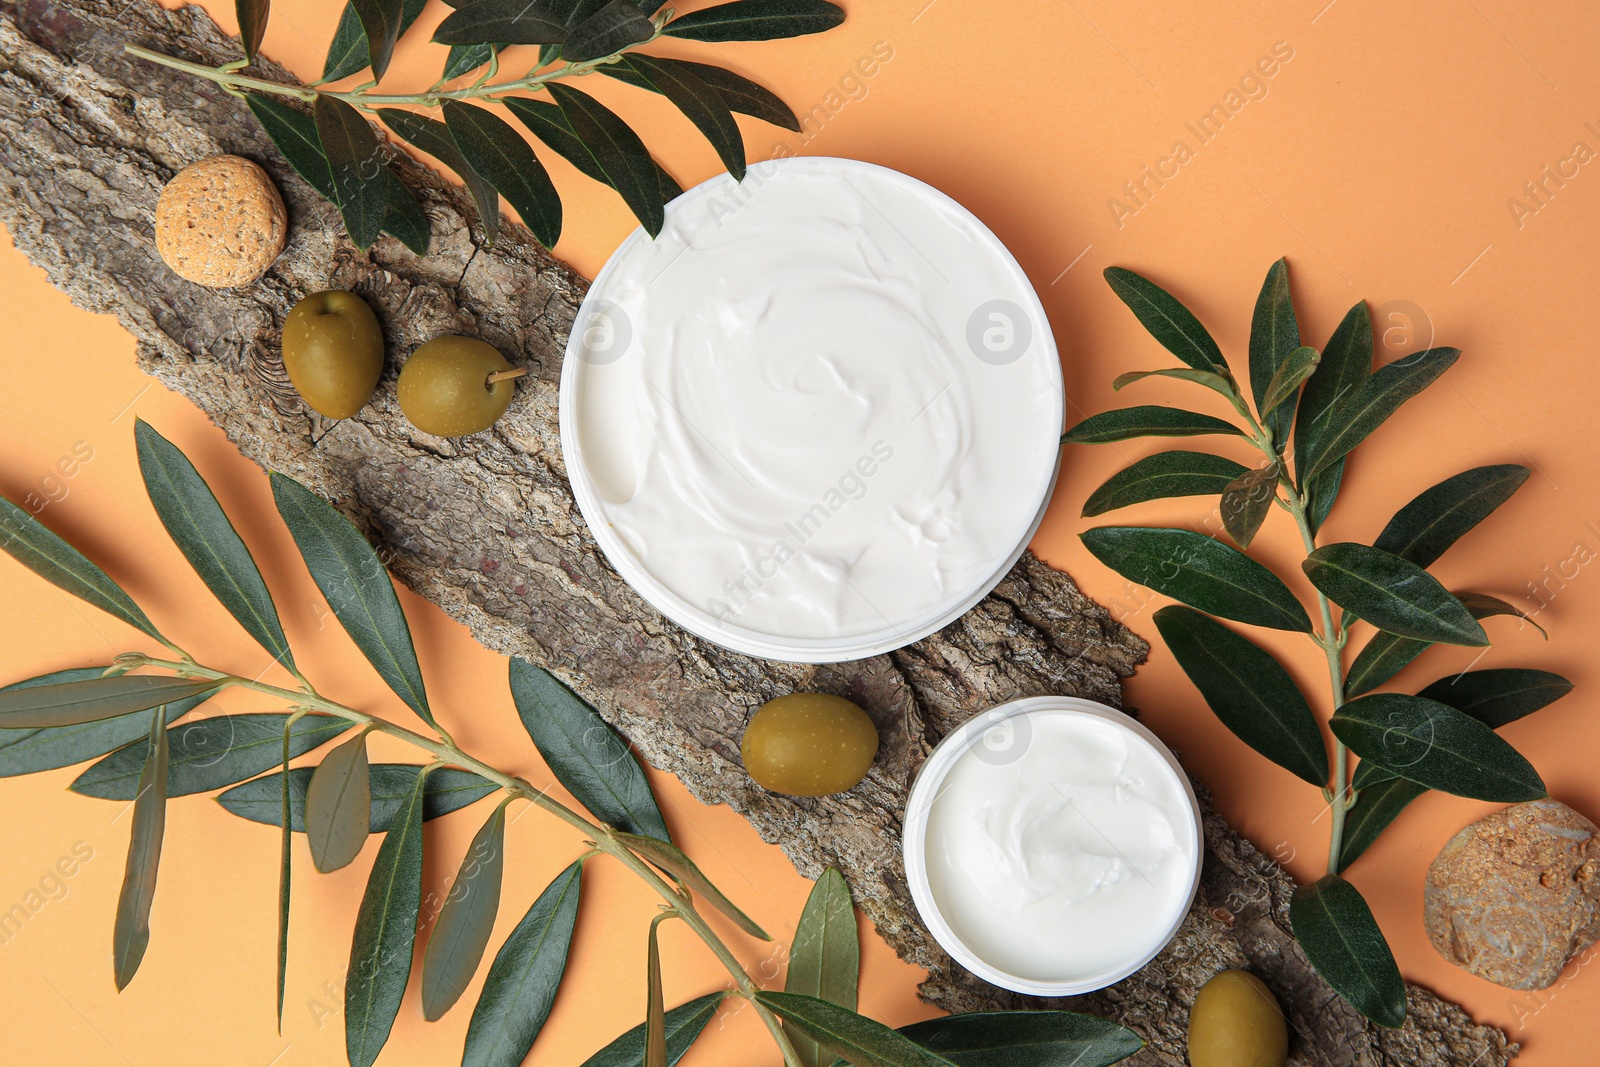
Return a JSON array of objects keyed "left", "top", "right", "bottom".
[
  {"left": 560, "top": 157, "right": 1062, "bottom": 662},
  {"left": 904, "top": 697, "right": 1202, "bottom": 994}
]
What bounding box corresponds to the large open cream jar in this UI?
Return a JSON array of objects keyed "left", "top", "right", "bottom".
[
  {"left": 903, "top": 696, "right": 1203, "bottom": 995},
  {"left": 559, "top": 157, "right": 1063, "bottom": 663}
]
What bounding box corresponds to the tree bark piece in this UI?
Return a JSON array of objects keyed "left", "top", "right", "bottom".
[{"left": 0, "top": 1, "right": 1515, "bottom": 1062}]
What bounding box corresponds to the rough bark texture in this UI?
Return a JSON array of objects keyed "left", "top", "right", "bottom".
[{"left": 0, "top": 1, "right": 1517, "bottom": 1062}]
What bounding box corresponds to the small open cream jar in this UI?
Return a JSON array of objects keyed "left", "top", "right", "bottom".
[{"left": 903, "top": 696, "right": 1203, "bottom": 995}]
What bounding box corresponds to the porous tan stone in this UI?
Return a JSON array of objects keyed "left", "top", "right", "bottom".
[
  {"left": 154, "top": 155, "right": 286, "bottom": 287},
  {"left": 1425, "top": 798, "right": 1600, "bottom": 990}
]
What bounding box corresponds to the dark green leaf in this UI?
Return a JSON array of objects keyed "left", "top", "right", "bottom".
[
  {"left": 217, "top": 764, "right": 495, "bottom": 831},
  {"left": 1304, "top": 458, "right": 1343, "bottom": 536},
  {"left": 306, "top": 728, "right": 372, "bottom": 873},
  {"left": 1102, "top": 267, "right": 1225, "bottom": 372},
  {"left": 113, "top": 707, "right": 168, "bottom": 990},
  {"left": 1153, "top": 606, "right": 1328, "bottom": 784},
  {"left": 620, "top": 54, "right": 745, "bottom": 178},
  {"left": 1248, "top": 258, "right": 1301, "bottom": 444},
  {"left": 1296, "top": 301, "right": 1370, "bottom": 475},
  {"left": 442, "top": 99, "right": 562, "bottom": 248},
  {"left": 434, "top": 0, "right": 568, "bottom": 45},
  {"left": 606, "top": 56, "right": 801, "bottom": 130},
  {"left": 1083, "top": 451, "right": 1247, "bottom": 517},
  {"left": 0, "top": 495, "right": 164, "bottom": 643},
  {"left": 422, "top": 801, "right": 508, "bottom": 1020},
  {"left": 646, "top": 915, "right": 667, "bottom": 1067},
  {"left": 616, "top": 832, "right": 768, "bottom": 939},
  {"left": 345, "top": 766, "right": 430, "bottom": 1067},
  {"left": 0, "top": 675, "right": 218, "bottom": 730},
  {"left": 322, "top": 0, "right": 428, "bottom": 82},
  {"left": 1061, "top": 406, "right": 1243, "bottom": 445},
  {"left": 237, "top": 0, "right": 270, "bottom": 63},
  {"left": 313, "top": 96, "right": 388, "bottom": 250},
  {"left": 1080, "top": 527, "right": 1311, "bottom": 632},
  {"left": 1455, "top": 592, "right": 1546, "bottom": 635},
  {"left": 756, "top": 993, "right": 957, "bottom": 1067},
  {"left": 1219, "top": 463, "right": 1279, "bottom": 549},
  {"left": 246, "top": 94, "right": 336, "bottom": 198},
  {"left": 548, "top": 82, "right": 663, "bottom": 236},
  {"left": 0, "top": 668, "right": 204, "bottom": 779},
  {"left": 898, "top": 1011, "right": 1143, "bottom": 1067},
  {"left": 664, "top": 0, "right": 846, "bottom": 42},
  {"left": 70, "top": 712, "right": 352, "bottom": 800},
  {"left": 1304, "top": 543, "right": 1485, "bottom": 645},
  {"left": 270, "top": 473, "right": 436, "bottom": 729},
  {"left": 381, "top": 168, "right": 431, "bottom": 255},
  {"left": 277, "top": 714, "right": 296, "bottom": 1028},
  {"left": 579, "top": 993, "right": 724, "bottom": 1067},
  {"left": 350, "top": 0, "right": 406, "bottom": 80},
  {"left": 508, "top": 659, "right": 670, "bottom": 841},
  {"left": 563, "top": 0, "right": 654, "bottom": 60},
  {"left": 1332, "top": 693, "right": 1546, "bottom": 801},
  {"left": 1262, "top": 346, "right": 1320, "bottom": 416},
  {"left": 1298, "top": 347, "right": 1460, "bottom": 481},
  {"left": 504, "top": 98, "right": 681, "bottom": 204},
  {"left": 135, "top": 420, "right": 293, "bottom": 669},
  {"left": 1289, "top": 875, "right": 1405, "bottom": 1028},
  {"left": 1373, "top": 465, "right": 1530, "bottom": 568},
  {"left": 1337, "top": 777, "right": 1427, "bottom": 870},
  {"left": 443, "top": 42, "right": 497, "bottom": 81},
  {"left": 463, "top": 861, "right": 583, "bottom": 1067},
  {"left": 1111, "top": 367, "right": 1237, "bottom": 403},
  {"left": 1344, "top": 591, "right": 1540, "bottom": 697},
  {"left": 379, "top": 107, "right": 500, "bottom": 246},
  {"left": 787, "top": 868, "right": 859, "bottom": 1067},
  {"left": 1417, "top": 668, "right": 1573, "bottom": 730}
]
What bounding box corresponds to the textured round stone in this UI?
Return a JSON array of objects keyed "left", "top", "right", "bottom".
[
  {"left": 1424, "top": 798, "right": 1600, "bottom": 990},
  {"left": 154, "top": 155, "right": 287, "bottom": 287}
]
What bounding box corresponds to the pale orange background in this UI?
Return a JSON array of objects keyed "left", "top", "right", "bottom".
[{"left": 1, "top": 0, "right": 1596, "bottom": 1063}]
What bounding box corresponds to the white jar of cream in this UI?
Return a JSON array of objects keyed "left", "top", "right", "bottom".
[{"left": 903, "top": 696, "right": 1203, "bottom": 995}]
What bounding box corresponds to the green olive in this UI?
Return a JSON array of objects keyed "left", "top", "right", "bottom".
[
  {"left": 397, "top": 336, "right": 521, "bottom": 437},
  {"left": 740, "top": 693, "right": 879, "bottom": 797},
  {"left": 1187, "top": 970, "right": 1288, "bottom": 1067},
  {"left": 280, "top": 290, "right": 384, "bottom": 419}
]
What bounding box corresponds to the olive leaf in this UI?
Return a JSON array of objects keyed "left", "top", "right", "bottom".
[
  {"left": 313, "top": 95, "right": 389, "bottom": 250},
  {"left": 346, "top": 765, "right": 432, "bottom": 1067},
  {"left": 1295, "top": 301, "right": 1371, "bottom": 529},
  {"left": 1303, "top": 543, "right": 1486, "bottom": 646},
  {"left": 0, "top": 675, "right": 218, "bottom": 729},
  {"left": 1261, "top": 346, "right": 1320, "bottom": 416},
  {"left": 433, "top": 0, "right": 569, "bottom": 45},
  {"left": 113, "top": 707, "right": 169, "bottom": 990},
  {"left": 1372, "top": 464, "right": 1530, "bottom": 568},
  {"left": 0, "top": 494, "right": 166, "bottom": 644},
  {"left": 1303, "top": 460, "right": 1343, "bottom": 537},
  {"left": 1417, "top": 668, "right": 1573, "bottom": 729},
  {"left": 620, "top": 54, "right": 746, "bottom": 179},
  {"left": 1154, "top": 606, "right": 1328, "bottom": 785},
  {"left": 1248, "top": 258, "right": 1301, "bottom": 444},
  {"left": 549, "top": 83, "right": 664, "bottom": 236},
  {"left": 442, "top": 99, "right": 563, "bottom": 248},
  {"left": 1102, "top": 267, "right": 1226, "bottom": 372},
  {"left": 604, "top": 56, "right": 801, "bottom": 130},
  {"left": 270, "top": 473, "right": 437, "bottom": 730},
  {"left": 1289, "top": 875, "right": 1405, "bottom": 1028},
  {"left": 237, "top": 0, "right": 270, "bottom": 63},
  {"left": 787, "top": 868, "right": 859, "bottom": 1067},
  {"left": 0, "top": 668, "right": 206, "bottom": 779},
  {"left": 1344, "top": 591, "right": 1543, "bottom": 698},
  {"left": 1219, "top": 462, "right": 1279, "bottom": 549},
  {"left": 1061, "top": 406, "right": 1244, "bottom": 444},
  {"left": 276, "top": 712, "right": 300, "bottom": 1029},
  {"left": 663, "top": 0, "right": 846, "bottom": 42},
  {"left": 1336, "top": 776, "right": 1428, "bottom": 870},
  {"left": 646, "top": 914, "right": 668, "bottom": 1067},
  {"left": 442, "top": 42, "right": 498, "bottom": 81},
  {"left": 462, "top": 861, "right": 583, "bottom": 1067},
  {"left": 578, "top": 993, "right": 725, "bottom": 1067},
  {"left": 1080, "top": 527, "right": 1312, "bottom": 632},
  {"left": 379, "top": 107, "right": 500, "bottom": 247},
  {"left": 135, "top": 421, "right": 294, "bottom": 669},
  {"left": 508, "top": 659, "right": 671, "bottom": 841},
  {"left": 218, "top": 764, "right": 495, "bottom": 831},
  {"left": 349, "top": 0, "right": 407, "bottom": 80},
  {"left": 897, "top": 1011, "right": 1144, "bottom": 1067},
  {"left": 1082, "top": 451, "right": 1248, "bottom": 518},
  {"left": 306, "top": 727, "right": 373, "bottom": 873},
  {"left": 378, "top": 171, "right": 432, "bottom": 256},
  {"left": 1297, "top": 347, "right": 1460, "bottom": 482},
  {"left": 1111, "top": 367, "right": 1238, "bottom": 404},
  {"left": 70, "top": 712, "right": 352, "bottom": 800},
  {"left": 615, "top": 832, "right": 769, "bottom": 939},
  {"left": 563, "top": 0, "right": 655, "bottom": 61},
  {"left": 322, "top": 0, "right": 427, "bottom": 83},
  {"left": 422, "top": 799, "right": 509, "bottom": 1020},
  {"left": 755, "top": 992, "right": 958, "bottom": 1067},
  {"left": 1332, "top": 694, "right": 1546, "bottom": 802}
]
